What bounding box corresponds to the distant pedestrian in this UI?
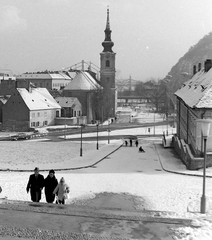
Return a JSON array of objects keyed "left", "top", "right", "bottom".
[
  {"left": 44, "top": 169, "right": 58, "bottom": 203},
  {"left": 53, "top": 177, "right": 70, "bottom": 205},
  {"left": 135, "top": 140, "right": 138, "bottom": 147},
  {"left": 130, "top": 139, "right": 132, "bottom": 147},
  {"left": 125, "top": 140, "right": 128, "bottom": 146},
  {"left": 0, "top": 186, "right": 2, "bottom": 193},
  {"left": 139, "top": 146, "right": 145, "bottom": 153},
  {"left": 26, "top": 167, "right": 44, "bottom": 202}
]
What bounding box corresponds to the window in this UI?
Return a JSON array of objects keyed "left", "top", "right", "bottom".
[
  {"left": 43, "top": 121, "right": 48, "bottom": 126},
  {"left": 44, "top": 112, "right": 47, "bottom": 117},
  {"left": 31, "top": 122, "right": 35, "bottom": 127},
  {"left": 36, "top": 122, "right": 39, "bottom": 127},
  {"left": 37, "top": 112, "right": 40, "bottom": 117},
  {"left": 106, "top": 60, "right": 110, "bottom": 67},
  {"left": 32, "top": 113, "right": 35, "bottom": 118}
]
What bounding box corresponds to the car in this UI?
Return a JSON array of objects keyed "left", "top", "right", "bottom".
[{"left": 10, "top": 133, "right": 31, "bottom": 141}]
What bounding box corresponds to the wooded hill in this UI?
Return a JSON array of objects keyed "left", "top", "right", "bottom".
[{"left": 168, "top": 31, "right": 212, "bottom": 94}]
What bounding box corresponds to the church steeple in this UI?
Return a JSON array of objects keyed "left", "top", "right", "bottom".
[{"left": 102, "top": 7, "right": 114, "bottom": 52}]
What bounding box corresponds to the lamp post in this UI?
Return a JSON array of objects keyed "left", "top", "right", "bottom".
[
  {"left": 80, "top": 124, "right": 83, "bottom": 157},
  {"left": 153, "top": 111, "right": 155, "bottom": 136},
  {"left": 64, "top": 108, "right": 67, "bottom": 140},
  {"left": 96, "top": 121, "right": 99, "bottom": 150},
  {"left": 163, "top": 75, "right": 172, "bottom": 136},
  {"left": 108, "top": 119, "right": 110, "bottom": 144},
  {"left": 197, "top": 119, "right": 211, "bottom": 214}
]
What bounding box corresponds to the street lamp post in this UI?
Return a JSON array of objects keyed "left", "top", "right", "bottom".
[
  {"left": 108, "top": 119, "right": 110, "bottom": 144},
  {"left": 64, "top": 108, "right": 67, "bottom": 140},
  {"left": 153, "top": 111, "right": 155, "bottom": 136},
  {"left": 197, "top": 119, "right": 211, "bottom": 214},
  {"left": 61, "top": 107, "right": 67, "bottom": 140},
  {"left": 80, "top": 124, "right": 83, "bottom": 156},
  {"left": 163, "top": 75, "right": 172, "bottom": 136},
  {"left": 96, "top": 121, "right": 99, "bottom": 150}
]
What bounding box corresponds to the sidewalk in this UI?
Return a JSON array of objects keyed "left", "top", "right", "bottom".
[{"left": 155, "top": 141, "right": 212, "bottom": 178}]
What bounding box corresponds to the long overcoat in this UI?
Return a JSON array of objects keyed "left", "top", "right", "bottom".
[
  {"left": 44, "top": 176, "right": 58, "bottom": 203},
  {"left": 26, "top": 174, "right": 44, "bottom": 202}
]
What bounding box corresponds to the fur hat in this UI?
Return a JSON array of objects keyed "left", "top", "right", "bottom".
[{"left": 49, "top": 169, "right": 55, "bottom": 174}]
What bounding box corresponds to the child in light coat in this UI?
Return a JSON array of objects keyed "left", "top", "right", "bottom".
[{"left": 53, "top": 177, "right": 69, "bottom": 204}]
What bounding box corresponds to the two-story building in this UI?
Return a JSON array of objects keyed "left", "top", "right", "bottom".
[
  {"left": 2, "top": 87, "right": 61, "bottom": 131},
  {"left": 174, "top": 59, "right": 212, "bottom": 169}
]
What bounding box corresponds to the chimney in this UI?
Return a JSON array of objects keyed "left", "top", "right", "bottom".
[
  {"left": 204, "top": 59, "right": 212, "bottom": 72},
  {"left": 193, "top": 65, "right": 197, "bottom": 75},
  {"left": 198, "top": 63, "right": 201, "bottom": 72}
]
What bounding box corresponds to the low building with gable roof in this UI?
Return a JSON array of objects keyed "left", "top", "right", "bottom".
[
  {"left": 55, "top": 96, "right": 82, "bottom": 125},
  {"left": 55, "top": 97, "right": 82, "bottom": 118},
  {"left": 174, "top": 59, "right": 212, "bottom": 169},
  {"left": 2, "top": 87, "right": 61, "bottom": 131}
]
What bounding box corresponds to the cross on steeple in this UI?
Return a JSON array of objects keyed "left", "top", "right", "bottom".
[{"left": 102, "top": 7, "right": 114, "bottom": 52}]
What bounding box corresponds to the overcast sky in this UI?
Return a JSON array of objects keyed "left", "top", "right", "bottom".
[{"left": 0, "top": 0, "right": 211, "bottom": 80}]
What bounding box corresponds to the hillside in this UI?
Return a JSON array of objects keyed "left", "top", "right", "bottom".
[{"left": 168, "top": 32, "right": 212, "bottom": 94}]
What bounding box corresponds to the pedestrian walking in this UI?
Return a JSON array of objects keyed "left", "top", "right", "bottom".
[
  {"left": 135, "top": 140, "right": 138, "bottom": 147},
  {"left": 26, "top": 167, "right": 44, "bottom": 202},
  {"left": 53, "top": 177, "right": 70, "bottom": 205},
  {"left": 125, "top": 140, "right": 128, "bottom": 146},
  {"left": 44, "top": 169, "right": 58, "bottom": 203},
  {"left": 130, "top": 139, "right": 132, "bottom": 147}
]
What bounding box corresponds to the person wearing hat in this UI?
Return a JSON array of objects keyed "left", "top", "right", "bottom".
[
  {"left": 44, "top": 169, "right": 58, "bottom": 203},
  {"left": 53, "top": 177, "right": 70, "bottom": 205},
  {"left": 26, "top": 167, "right": 44, "bottom": 202}
]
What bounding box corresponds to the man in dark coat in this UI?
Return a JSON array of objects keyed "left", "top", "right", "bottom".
[
  {"left": 26, "top": 167, "right": 44, "bottom": 202},
  {"left": 44, "top": 169, "right": 58, "bottom": 203}
]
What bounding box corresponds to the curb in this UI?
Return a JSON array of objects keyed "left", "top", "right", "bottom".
[
  {"left": 0, "top": 144, "right": 124, "bottom": 173},
  {"left": 154, "top": 143, "right": 212, "bottom": 178}
]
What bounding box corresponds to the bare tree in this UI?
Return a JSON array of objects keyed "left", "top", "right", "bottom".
[{"left": 91, "top": 87, "right": 112, "bottom": 122}]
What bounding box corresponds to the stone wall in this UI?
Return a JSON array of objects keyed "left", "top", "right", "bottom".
[{"left": 172, "top": 135, "right": 212, "bottom": 170}]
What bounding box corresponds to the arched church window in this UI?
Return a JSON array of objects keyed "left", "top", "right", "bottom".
[{"left": 106, "top": 60, "right": 110, "bottom": 67}]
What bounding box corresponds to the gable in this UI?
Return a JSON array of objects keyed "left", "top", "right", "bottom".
[{"left": 55, "top": 96, "right": 81, "bottom": 108}]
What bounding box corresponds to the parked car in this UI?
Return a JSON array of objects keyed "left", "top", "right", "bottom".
[{"left": 10, "top": 133, "right": 31, "bottom": 141}]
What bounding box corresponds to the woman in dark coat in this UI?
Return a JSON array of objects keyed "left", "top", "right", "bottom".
[
  {"left": 44, "top": 169, "right": 58, "bottom": 203},
  {"left": 26, "top": 167, "right": 44, "bottom": 202}
]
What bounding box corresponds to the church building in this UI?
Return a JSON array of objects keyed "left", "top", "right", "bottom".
[{"left": 100, "top": 8, "right": 117, "bottom": 118}]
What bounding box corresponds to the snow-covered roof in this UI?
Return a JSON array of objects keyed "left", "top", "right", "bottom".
[
  {"left": 17, "top": 72, "right": 71, "bottom": 80},
  {"left": 64, "top": 71, "right": 101, "bottom": 91},
  {"left": 17, "top": 88, "right": 61, "bottom": 110},
  {"left": 175, "top": 67, "right": 212, "bottom": 108},
  {"left": 55, "top": 97, "right": 81, "bottom": 108},
  {"left": 66, "top": 72, "right": 77, "bottom": 79}
]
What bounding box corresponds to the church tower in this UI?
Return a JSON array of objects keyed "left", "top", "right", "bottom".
[{"left": 100, "top": 7, "right": 116, "bottom": 118}]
